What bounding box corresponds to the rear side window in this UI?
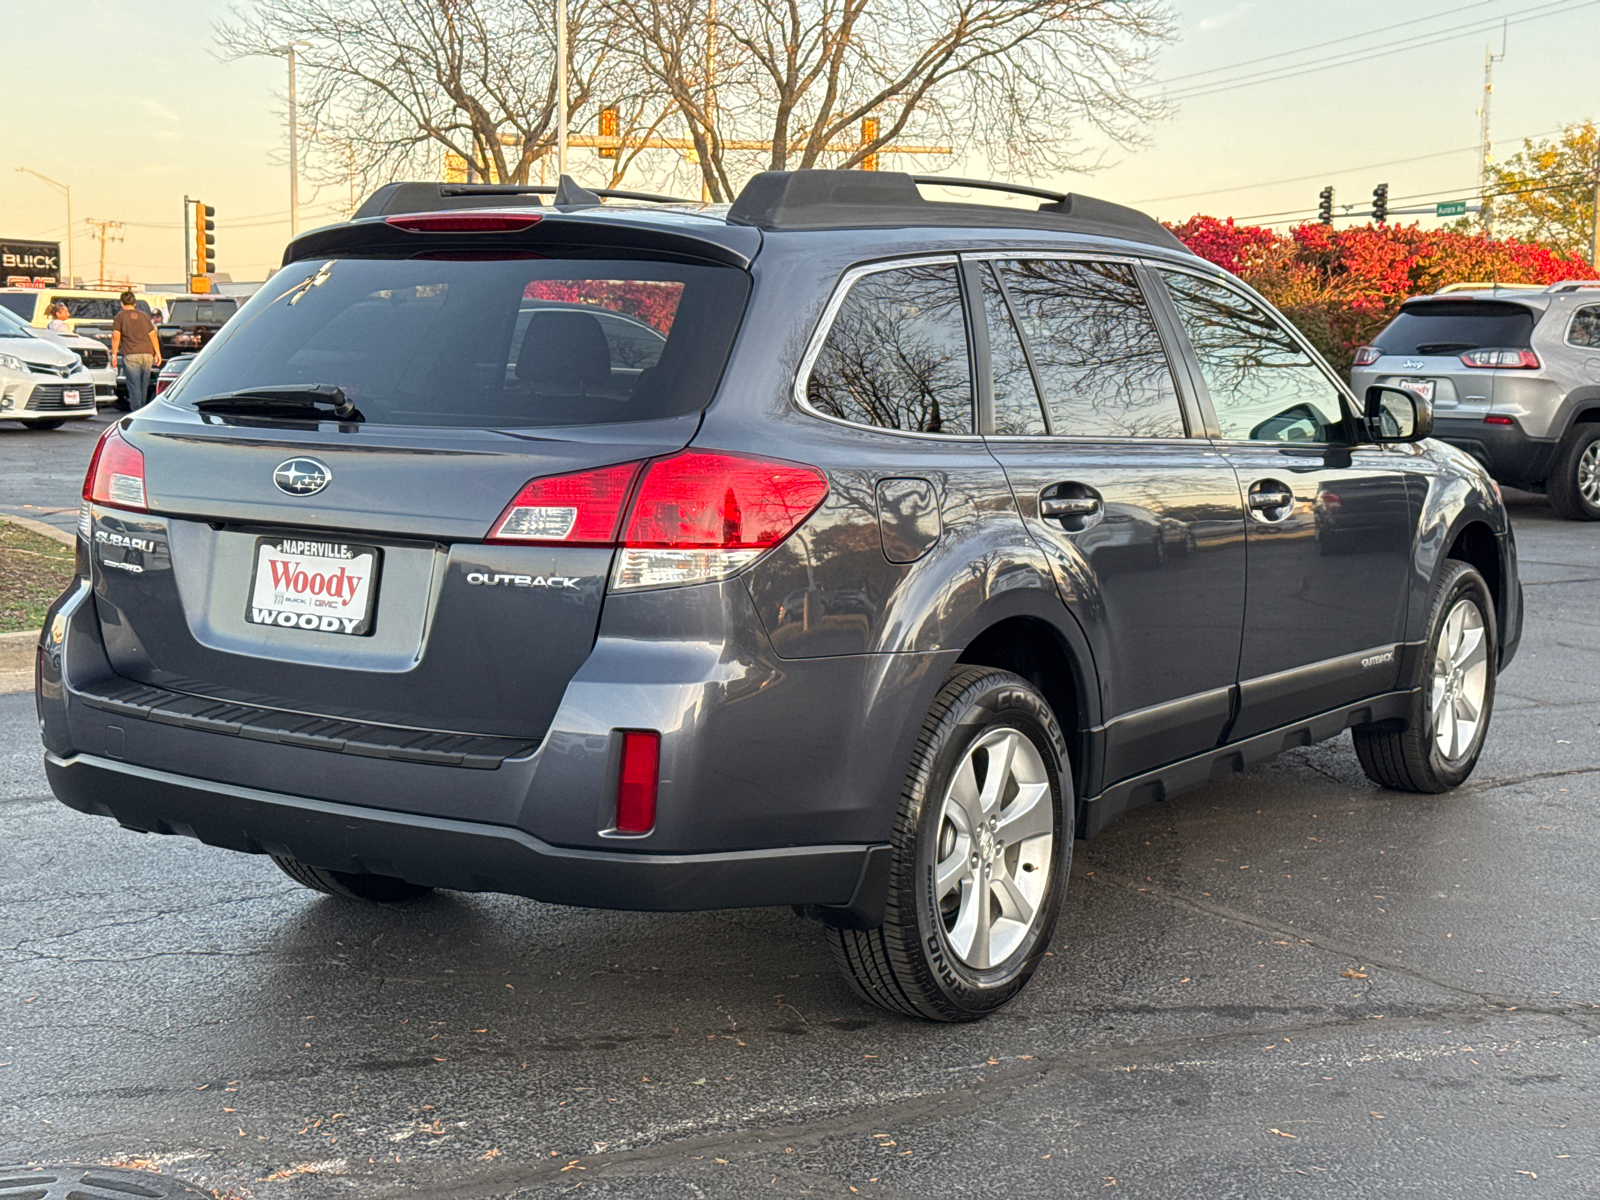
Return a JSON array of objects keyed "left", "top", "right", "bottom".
[
  {"left": 0, "top": 295, "right": 35, "bottom": 319},
  {"left": 997, "top": 259, "right": 1185, "bottom": 439},
  {"left": 52, "top": 297, "right": 121, "bottom": 321},
  {"left": 1377, "top": 300, "right": 1537, "bottom": 355},
  {"left": 170, "top": 257, "right": 749, "bottom": 428},
  {"left": 1569, "top": 305, "right": 1600, "bottom": 348},
  {"left": 168, "top": 300, "right": 238, "bottom": 324},
  {"left": 805, "top": 263, "right": 973, "bottom": 435}
]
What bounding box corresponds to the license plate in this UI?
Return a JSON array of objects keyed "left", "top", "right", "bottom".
[
  {"left": 246, "top": 537, "right": 380, "bottom": 636},
  {"left": 1396, "top": 378, "right": 1435, "bottom": 403},
  {"left": 64, "top": 389, "right": 85, "bottom": 405}
]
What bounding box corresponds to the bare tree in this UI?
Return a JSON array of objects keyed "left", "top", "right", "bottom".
[
  {"left": 218, "top": 0, "right": 637, "bottom": 197},
  {"left": 602, "top": 0, "right": 1174, "bottom": 201}
]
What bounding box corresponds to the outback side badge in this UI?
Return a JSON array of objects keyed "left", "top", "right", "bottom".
[{"left": 273, "top": 458, "right": 333, "bottom": 496}]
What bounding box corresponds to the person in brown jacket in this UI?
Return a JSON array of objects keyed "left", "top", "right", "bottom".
[{"left": 110, "top": 291, "right": 162, "bottom": 409}]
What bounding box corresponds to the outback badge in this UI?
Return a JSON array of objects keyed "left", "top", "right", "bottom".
[{"left": 273, "top": 458, "right": 333, "bottom": 496}]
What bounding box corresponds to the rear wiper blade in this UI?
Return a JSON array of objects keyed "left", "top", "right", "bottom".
[
  {"left": 1413, "top": 342, "right": 1476, "bottom": 354},
  {"left": 193, "top": 385, "right": 365, "bottom": 421}
]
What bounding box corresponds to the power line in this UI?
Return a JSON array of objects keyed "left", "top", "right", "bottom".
[
  {"left": 1161, "top": 0, "right": 1596, "bottom": 102},
  {"left": 1130, "top": 126, "right": 1568, "bottom": 206},
  {"left": 1154, "top": 0, "right": 1509, "bottom": 86}
]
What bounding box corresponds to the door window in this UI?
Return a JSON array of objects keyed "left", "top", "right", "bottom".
[
  {"left": 805, "top": 263, "right": 973, "bottom": 435},
  {"left": 1162, "top": 271, "right": 1350, "bottom": 443},
  {"left": 978, "top": 265, "right": 1047, "bottom": 435},
  {"left": 1569, "top": 305, "right": 1600, "bottom": 348},
  {"left": 997, "top": 259, "right": 1185, "bottom": 439}
]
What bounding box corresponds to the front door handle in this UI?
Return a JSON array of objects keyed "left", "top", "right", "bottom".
[
  {"left": 1248, "top": 489, "right": 1292, "bottom": 510},
  {"left": 1040, "top": 496, "right": 1102, "bottom": 519}
]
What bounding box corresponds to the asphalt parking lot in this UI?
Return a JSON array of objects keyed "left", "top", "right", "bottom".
[{"left": 2, "top": 420, "right": 1598, "bottom": 1198}]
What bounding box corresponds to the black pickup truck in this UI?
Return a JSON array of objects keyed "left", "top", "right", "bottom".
[{"left": 157, "top": 296, "right": 238, "bottom": 358}]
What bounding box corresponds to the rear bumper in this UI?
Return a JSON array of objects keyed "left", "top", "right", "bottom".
[
  {"left": 1433, "top": 416, "right": 1556, "bottom": 489},
  {"left": 45, "top": 752, "right": 887, "bottom": 913}
]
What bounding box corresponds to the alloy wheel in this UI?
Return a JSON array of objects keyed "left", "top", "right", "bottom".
[
  {"left": 1430, "top": 596, "right": 1490, "bottom": 762},
  {"left": 933, "top": 727, "right": 1055, "bottom": 969},
  {"left": 1578, "top": 440, "right": 1600, "bottom": 507}
]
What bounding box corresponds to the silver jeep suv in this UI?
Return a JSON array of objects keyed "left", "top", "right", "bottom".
[{"left": 1350, "top": 281, "right": 1600, "bottom": 520}]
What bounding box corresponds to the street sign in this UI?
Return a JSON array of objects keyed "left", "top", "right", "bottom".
[{"left": 1436, "top": 201, "right": 1468, "bottom": 217}]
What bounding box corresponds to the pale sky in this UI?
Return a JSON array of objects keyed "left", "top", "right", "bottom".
[{"left": 4, "top": 0, "right": 1597, "bottom": 285}]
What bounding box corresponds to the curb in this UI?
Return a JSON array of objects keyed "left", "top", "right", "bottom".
[{"left": 2, "top": 512, "right": 77, "bottom": 547}]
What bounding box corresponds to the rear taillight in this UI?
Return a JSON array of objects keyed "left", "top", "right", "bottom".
[
  {"left": 613, "top": 451, "right": 830, "bottom": 591},
  {"left": 83, "top": 424, "right": 147, "bottom": 512},
  {"left": 154, "top": 376, "right": 173, "bottom": 395},
  {"left": 614, "top": 730, "right": 661, "bottom": 834},
  {"left": 484, "top": 451, "right": 829, "bottom": 591},
  {"left": 1460, "top": 348, "right": 1540, "bottom": 369},
  {"left": 487, "top": 461, "right": 641, "bottom": 545},
  {"left": 1483, "top": 414, "right": 1515, "bottom": 426},
  {"left": 1352, "top": 346, "right": 1381, "bottom": 367},
  {"left": 385, "top": 213, "right": 544, "bottom": 233}
]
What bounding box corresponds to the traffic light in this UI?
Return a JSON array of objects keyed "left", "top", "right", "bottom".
[
  {"left": 1372, "top": 182, "right": 1389, "bottom": 224},
  {"left": 194, "top": 202, "right": 216, "bottom": 274},
  {"left": 1317, "top": 186, "right": 1334, "bottom": 226},
  {"left": 598, "top": 107, "right": 618, "bottom": 159}
]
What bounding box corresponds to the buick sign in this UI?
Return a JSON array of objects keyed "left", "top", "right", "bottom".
[{"left": 273, "top": 458, "right": 333, "bottom": 496}]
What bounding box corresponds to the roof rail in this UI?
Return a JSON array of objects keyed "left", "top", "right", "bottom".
[
  {"left": 725, "top": 170, "right": 1186, "bottom": 251},
  {"left": 352, "top": 176, "right": 693, "bottom": 220},
  {"left": 1547, "top": 280, "right": 1600, "bottom": 291},
  {"left": 1433, "top": 281, "right": 1548, "bottom": 294}
]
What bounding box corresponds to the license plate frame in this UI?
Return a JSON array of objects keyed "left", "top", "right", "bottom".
[
  {"left": 1396, "top": 378, "right": 1435, "bottom": 404},
  {"left": 245, "top": 536, "right": 381, "bottom": 636}
]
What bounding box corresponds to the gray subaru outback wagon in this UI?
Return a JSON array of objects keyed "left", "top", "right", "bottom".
[{"left": 38, "top": 172, "right": 1522, "bottom": 1020}]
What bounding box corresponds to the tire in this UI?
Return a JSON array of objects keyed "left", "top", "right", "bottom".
[
  {"left": 828, "top": 667, "right": 1072, "bottom": 1021},
  {"left": 1546, "top": 424, "right": 1600, "bottom": 521},
  {"left": 1354, "top": 561, "right": 1496, "bottom": 792},
  {"left": 22, "top": 419, "right": 66, "bottom": 430},
  {"left": 270, "top": 854, "right": 433, "bottom": 902}
]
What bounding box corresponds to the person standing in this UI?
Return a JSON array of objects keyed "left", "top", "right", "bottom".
[
  {"left": 46, "top": 303, "right": 71, "bottom": 333},
  {"left": 110, "top": 292, "right": 161, "bottom": 409}
]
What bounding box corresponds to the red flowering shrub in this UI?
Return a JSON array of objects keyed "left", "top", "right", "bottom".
[
  {"left": 523, "top": 279, "right": 684, "bottom": 333},
  {"left": 1166, "top": 217, "right": 1592, "bottom": 373}
]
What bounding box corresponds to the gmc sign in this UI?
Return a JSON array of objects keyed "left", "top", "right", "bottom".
[{"left": 2, "top": 239, "right": 62, "bottom": 286}]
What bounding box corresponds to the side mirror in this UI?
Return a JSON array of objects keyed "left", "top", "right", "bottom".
[{"left": 1364, "top": 385, "right": 1432, "bottom": 443}]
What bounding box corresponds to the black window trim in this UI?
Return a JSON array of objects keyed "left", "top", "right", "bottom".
[
  {"left": 1564, "top": 302, "right": 1600, "bottom": 349},
  {"left": 792, "top": 253, "right": 983, "bottom": 442},
  {"left": 962, "top": 249, "right": 1202, "bottom": 444},
  {"left": 1148, "top": 262, "right": 1368, "bottom": 449}
]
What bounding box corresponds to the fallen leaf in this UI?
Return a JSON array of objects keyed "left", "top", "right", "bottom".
[
  {"left": 692, "top": 1077, "right": 707, "bottom": 1085},
  {"left": 1341, "top": 969, "right": 1368, "bottom": 979},
  {"left": 1269, "top": 1128, "right": 1298, "bottom": 1139}
]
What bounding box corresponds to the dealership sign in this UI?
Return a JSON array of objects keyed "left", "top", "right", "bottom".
[{"left": 2, "top": 239, "right": 62, "bottom": 286}]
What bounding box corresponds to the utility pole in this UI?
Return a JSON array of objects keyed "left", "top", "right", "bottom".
[
  {"left": 183, "top": 195, "right": 192, "bottom": 279},
  {"left": 556, "top": 0, "right": 568, "bottom": 177},
  {"left": 704, "top": 0, "right": 717, "bottom": 201},
  {"left": 85, "top": 219, "right": 123, "bottom": 289},
  {"left": 15, "top": 168, "right": 73, "bottom": 284},
  {"left": 273, "top": 41, "right": 311, "bottom": 237},
  {"left": 1478, "top": 24, "right": 1506, "bottom": 236}
]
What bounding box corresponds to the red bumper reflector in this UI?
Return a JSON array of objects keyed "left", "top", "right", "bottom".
[
  {"left": 615, "top": 731, "right": 661, "bottom": 834},
  {"left": 1483, "top": 415, "right": 1515, "bottom": 425}
]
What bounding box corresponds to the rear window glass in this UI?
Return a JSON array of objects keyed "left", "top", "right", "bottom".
[
  {"left": 167, "top": 299, "right": 238, "bottom": 324},
  {"left": 51, "top": 297, "right": 124, "bottom": 321},
  {"left": 1377, "top": 301, "right": 1538, "bottom": 355},
  {"left": 0, "top": 294, "right": 35, "bottom": 319},
  {"left": 170, "top": 257, "right": 749, "bottom": 428}
]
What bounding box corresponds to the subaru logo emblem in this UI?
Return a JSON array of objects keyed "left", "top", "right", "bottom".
[{"left": 273, "top": 458, "right": 332, "bottom": 496}]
